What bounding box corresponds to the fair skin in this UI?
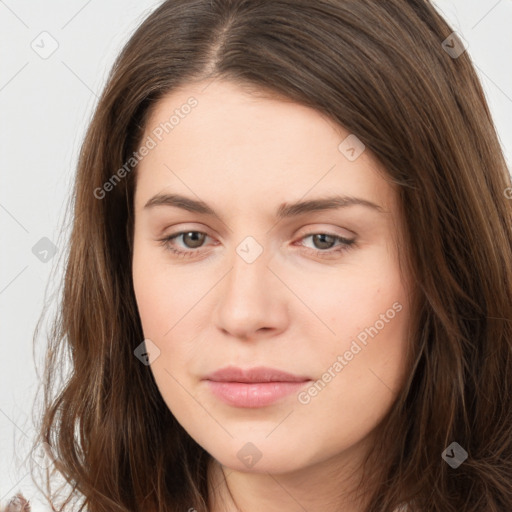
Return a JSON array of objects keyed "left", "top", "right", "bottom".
[{"left": 132, "top": 79, "right": 412, "bottom": 512}]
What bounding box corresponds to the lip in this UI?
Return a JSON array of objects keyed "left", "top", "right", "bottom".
[
  {"left": 204, "top": 365, "right": 311, "bottom": 383},
  {"left": 203, "top": 366, "right": 312, "bottom": 408}
]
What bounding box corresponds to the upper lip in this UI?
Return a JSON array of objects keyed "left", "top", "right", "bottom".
[{"left": 204, "top": 366, "right": 311, "bottom": 383}]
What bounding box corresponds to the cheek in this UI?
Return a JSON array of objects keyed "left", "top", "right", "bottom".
[
  {"left": 296, "top": 245, "right": 410, "bottom": 385},
  {"left": 132, "top": 252, "right": 198, "bottom": 413},
  {"left": 132, "top": 241, "right": 173, "bottom": 343},
  {"left": 297, "top": 249, "right": 406, "bottom": 339},
  {"left": 292, "top": 279, "right": 409, "bottom": 452},
  {"left": 132, "top": 271, "right": 169, "bottom": 338},
  {"left": 132, "top": 242, "right": 196, "bottom": 337},
  {"left": 328, "top": 281, "right": 410, "bottom": 399}
]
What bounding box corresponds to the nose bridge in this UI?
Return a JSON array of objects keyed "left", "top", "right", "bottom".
[
  {"left": 235, "top": 234, "right": 266, "bottom": 267},
  {"left": 213, "top": 232, "right": 285, "bottom": 338},
  {"left": 226, "top": 234, "right": 270, "bottom": 300}
]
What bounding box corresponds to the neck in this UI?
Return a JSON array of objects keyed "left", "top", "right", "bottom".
[{"left": 206, "top": 441, "right": 376, "bottom": 512}]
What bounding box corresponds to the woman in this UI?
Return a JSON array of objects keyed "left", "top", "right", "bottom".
[{"left": 26, "top": 0, "right": 512, "bottom": 511}]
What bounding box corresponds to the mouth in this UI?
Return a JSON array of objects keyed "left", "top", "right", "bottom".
[{"left": 202, "top": 366, "right": 313, "bottom": 408}]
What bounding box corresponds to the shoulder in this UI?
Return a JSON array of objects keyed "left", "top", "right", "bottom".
[{"left": 1, "top": 493, "right": 31, "bottom": 512}]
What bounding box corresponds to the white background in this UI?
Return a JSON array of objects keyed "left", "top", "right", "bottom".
[{"left": 1, "top": 1, "right": 511, "bottom": 510}]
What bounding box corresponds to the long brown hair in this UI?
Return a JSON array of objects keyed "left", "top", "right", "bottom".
[{"left": 28, "top": 1, "right": 512, "bottom": 510}]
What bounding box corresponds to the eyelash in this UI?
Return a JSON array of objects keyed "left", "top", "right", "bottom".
[{"left": 157, "top": 230, "right": 356, "bottom": 259}]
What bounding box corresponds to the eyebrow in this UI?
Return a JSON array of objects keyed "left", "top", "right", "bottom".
[{"left": 143, "top": 193, "right": 384, "bottom": 219}]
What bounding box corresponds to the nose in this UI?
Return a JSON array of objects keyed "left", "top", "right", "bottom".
[{"left": 212, "top": 240, "right": 288, "bottom": 340}]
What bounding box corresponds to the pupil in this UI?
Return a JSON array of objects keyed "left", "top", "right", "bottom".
[
  {"left": 314, "top": 234, "right": 334, "bottom": 249},
  {"left": 185, "top": 232, "right": 204, "bottom": 248}
]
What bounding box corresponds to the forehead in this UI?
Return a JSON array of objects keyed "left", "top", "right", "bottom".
[{"left": 134, "top": 79, "right": 396, "bottom": 216}]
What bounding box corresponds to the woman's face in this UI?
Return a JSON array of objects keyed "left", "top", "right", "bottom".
[{"left": 132, "top": 79, "right": 412, "bottom": 476}]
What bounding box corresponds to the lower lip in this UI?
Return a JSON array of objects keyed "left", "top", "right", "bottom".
[{"left": 204, "top": 380, "right": 311, "bottom": 408}]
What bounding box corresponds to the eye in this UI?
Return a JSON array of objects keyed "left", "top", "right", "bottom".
[
  {"left": 157, "top": 231, "right": 213, "bottom": 258},
  {"left": 296, "top": 233, "right": 356, "bottom": 258},
  {"left": 157, "top": 230, "right": 356, "bottom": 259}
]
